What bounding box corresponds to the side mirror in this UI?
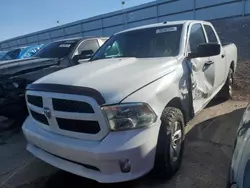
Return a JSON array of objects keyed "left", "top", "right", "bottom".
[
  {"left": 75, "top": 50, "right": 94, "bottom": 61},
  {"left": 80, "top": 50, "right": 94, "bottom": 59},
  {"left": 188, "top": 43, "right": 221, "bottom": 59}
]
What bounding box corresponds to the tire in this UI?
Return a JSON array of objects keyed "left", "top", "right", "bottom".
[
  {"left": 152, "top": 107, "right": 185, "bottom": 179},
  {"left": 217, "top": 68, "right": 234, "bottom": 100}
]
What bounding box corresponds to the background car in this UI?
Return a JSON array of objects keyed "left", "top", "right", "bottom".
[
  {"left": 0, "top": 44, "right": 43, "bottom": 61},
  {"left": 228, "top": 103, "right": 250, "bottom": 188},
  {"left": 0, "top": 51, "right": 7, "bottom": 59},
  {"left": 0, "top": 37, "right": 108, "bottom": 121}
]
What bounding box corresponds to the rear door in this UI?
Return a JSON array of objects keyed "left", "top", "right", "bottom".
[
  {"left": 203, "top": 24, "right": 227, "bottom": 89},
  {"left": 187, "top": 23, "right": 216, "bottom": 113}
]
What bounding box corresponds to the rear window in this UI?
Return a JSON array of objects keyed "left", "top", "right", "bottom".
[{"left": 34, "top": 40, "right": 78, "bottom": 59}]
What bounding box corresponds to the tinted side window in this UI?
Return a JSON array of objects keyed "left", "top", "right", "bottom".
[
  {"left": 189, "top": 24, "right": 206, "bottom": 52},
  {"left": 105, "top": 42, "right": 120, "bottom": 57},
  {"left": 77, "top": 40, "right": 99, "bottom": 54},
  {"left": 204, "top": 25, "right": 218, "bottom": 44}
]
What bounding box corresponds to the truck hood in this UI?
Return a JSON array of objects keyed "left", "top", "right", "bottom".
[
  {"left": 36, "top": 57, "right": 177, "bottom": 104},
  {"left": 0, "top": 57, "right": 59, "bottom": 79}
]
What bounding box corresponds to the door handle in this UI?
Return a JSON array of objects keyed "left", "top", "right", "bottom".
[
  {"left": 222, "top": 54, "right": 226, "bottom": 58},
  {"left": 205, "top": 60, "right": 214, "bottom": 65}
]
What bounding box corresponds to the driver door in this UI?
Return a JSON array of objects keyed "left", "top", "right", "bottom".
[{"left": 187, "top": 23, "right": 216, "bottom": 113}]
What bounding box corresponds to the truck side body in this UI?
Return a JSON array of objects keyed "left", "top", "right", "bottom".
[{"left": 22, "top": 20, "right": 237, "bottom": 183}]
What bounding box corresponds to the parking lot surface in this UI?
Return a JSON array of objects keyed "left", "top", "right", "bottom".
[{"left": 0, "top": 100, "right": 248, "bottom": 188}]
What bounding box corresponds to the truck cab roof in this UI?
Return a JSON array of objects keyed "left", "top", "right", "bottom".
[
  {"left": 116, "top": 20, "right": 211, "bottom": 35},
  {"left": 54, "top": 36, "right": 109, "bottom": 43}
]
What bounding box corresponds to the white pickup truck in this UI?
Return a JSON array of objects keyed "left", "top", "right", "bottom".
[{"left": 22, "top": 20, "right": 237, "bottom": 183}]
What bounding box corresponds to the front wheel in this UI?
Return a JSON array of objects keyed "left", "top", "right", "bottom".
[{"left": 153, "top": 107, "right": 185, "bottom": 179}]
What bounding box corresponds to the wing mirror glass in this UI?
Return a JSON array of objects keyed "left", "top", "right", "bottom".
[
  {"left": 74, "top": 50, "right": 94, "bottom": 62},
  {"left": 78, "top": 50, "right": 94, "bottom": 59},
  {"left": 188, "top": 43, "right": 221, "bottom": 59}
]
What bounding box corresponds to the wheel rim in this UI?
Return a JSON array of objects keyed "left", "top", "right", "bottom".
[
  {"left": 229, "top": 73, "right": 233, "bottom": 96},
  {"left": 170, "top": 121, "right": 182, "bottom": 163}
]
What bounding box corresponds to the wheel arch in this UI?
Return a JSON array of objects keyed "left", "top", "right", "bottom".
[
  {"left": 164, "top": 97, "right": 188, "bottom": 124},
  {"left": 230, "top": 61, "right": 236, "bottom": 73}
]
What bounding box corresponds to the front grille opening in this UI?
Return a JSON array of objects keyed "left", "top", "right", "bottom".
[
  {"left": 56, "top": 118, "right": 100, "bottom": 134},
  {"left": 30, "top": 110, "right": 49, "bottom": 125},
  {"left": 52, "top": 99, "right": 94, "bottom": 113},
  {"left": 27, "top": 95, "right": 43, "bottom": 107}
]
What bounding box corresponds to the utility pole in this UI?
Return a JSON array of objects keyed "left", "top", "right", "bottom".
[{"left": 121, "top": 0, "right": 125, "bottom": 9}]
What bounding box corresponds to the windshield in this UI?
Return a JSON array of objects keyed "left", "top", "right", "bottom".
[
  {"left": 34, "top": 40, "right": 78, "bottom": 59},
  {"left": 0, "top": 48, "right": 22, "bottom": 61},
  {"left": 91, "top": 25, "right": 182, "bottom": 61}
]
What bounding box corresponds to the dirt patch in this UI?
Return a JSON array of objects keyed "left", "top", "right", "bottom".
[{"left": 233, "top": 60, "right": 250, "bottom": 100}]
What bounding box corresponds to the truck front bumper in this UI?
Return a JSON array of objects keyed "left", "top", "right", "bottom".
[{"left": 22, "top": 116, "right": 160, "bottom": 183}]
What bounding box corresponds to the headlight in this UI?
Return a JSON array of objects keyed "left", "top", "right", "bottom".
[{"left": 102, "top": 103, "right": 157, "bottom": 131}]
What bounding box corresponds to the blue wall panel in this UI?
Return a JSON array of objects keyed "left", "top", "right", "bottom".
[
  {"left": 38, "top": 32, "right": 50, "bottom": 40},
  {"left": 83, "top": 20, "right": 102, "bottom": 31},
  {"left": 159, "top": 11, "right": 194, "bottom": 22},
  {"left": 127, "top": 6, "right": 157, "bottom": 22},
  {"left": 51, "top": 36, "right": 65, "bottom": 42},
  {"left": 158, "top": 0, "right": 193, "bottom": 16},
  {"left": 0, "top": 0, "right": 249, "bottom": 50},
  {"left": 39, "top": 39, "right": 50, "bottom": 45},
  {"left": 9, "top": 40, "right": 18, "bottom": 47},
  {"left": 83, "top": 29, "right": 102, "bottom": 36},
  {"left": 195, "top": 0, "right": 237, "bottom": 8},
  {"left": 245, "top": 0, "right": 250, "bottom": 15},
  {"left": 50, "top": 29, "right": 64, "bottom": 38},
  {"left": 65, "top": 32, "right": 82, "bottom": 38},
  {"left": 1, "top": 43, "right": 9, "bottom": 49},
  {"left": 103, "top": 14, "right": 124, "bottom": 27},
  {"left": 127, "top": 18, "right": 157, "bottom": 28},
  {"left": 27, "top": 42, "right": 39, "bottom": 46},
  {"left": 18, "top": 38, "right": 27, "bottom": 45},
  {"left": 103, "top": 25, "right": 124, "bottom": 36},
  {"left": 64, "top": 24, "right": 82, "bottom": 35},
  {"left": 27, "top": 35, "right": 37, "bottom": 43},
  {"left": 196, "top": 1, "right": 243, "bottom": 20}
]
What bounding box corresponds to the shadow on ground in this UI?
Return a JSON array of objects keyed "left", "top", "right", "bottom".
[{"left": 39, "top": 100, "right": 246, "bottom": 188}]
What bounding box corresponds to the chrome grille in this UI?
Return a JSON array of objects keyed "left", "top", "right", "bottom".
[
  {"left": 52, "top": 98, "right": 94, "bottom": 113},
  {"left": 26, "top": 91, "right": 109, "bottom": 141},
  {"left": 56, "top": 118, "right": 100, "bottom": 134},
  {"left": 30, "top": 110, "right": 49, "bottom": 125},
  {"left": 27, "top": 95, "right": 43, "bottom": 107}
]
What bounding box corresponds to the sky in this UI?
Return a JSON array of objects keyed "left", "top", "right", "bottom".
[{"left": 0, "top": 0, "right": 154, "bottom": 41}]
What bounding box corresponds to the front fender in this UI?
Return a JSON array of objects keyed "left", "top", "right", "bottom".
[{"left": 121, "top": 67, "right": 190, "bottom": 120}]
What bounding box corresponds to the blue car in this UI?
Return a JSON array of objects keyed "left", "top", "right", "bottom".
[
  {"left": 0, "top": 44, "right": 43, "bottom": 61},
  {"left": 0, "top": 51, "right": 7, "bottom": 59}
]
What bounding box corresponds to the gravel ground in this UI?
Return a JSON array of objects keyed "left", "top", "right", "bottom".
[{"left": 232, "top": 60, "right": 250, "bottom": 100}]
